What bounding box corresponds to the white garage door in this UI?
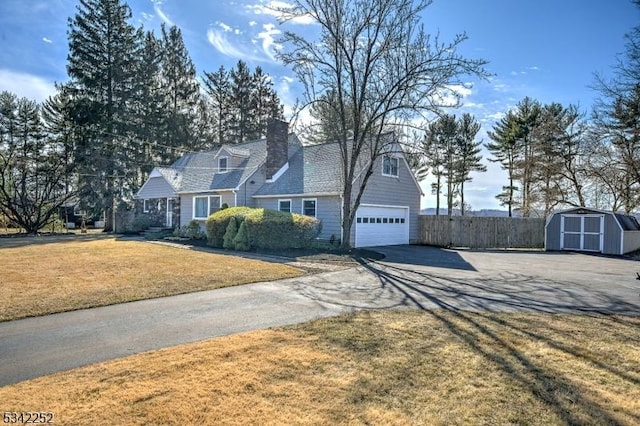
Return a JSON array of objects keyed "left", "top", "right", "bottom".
[{"left": 355, "top": 205, "right": 409, "bottom": 248}]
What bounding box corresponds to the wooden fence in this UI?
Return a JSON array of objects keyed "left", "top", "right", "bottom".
[{"left": 418, "top": 216, "right": 545, "bottom": 249}]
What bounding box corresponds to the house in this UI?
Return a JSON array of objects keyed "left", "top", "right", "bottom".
[
  {"left": 135, "top": 120, "right": 422, "bottom": 247},
  {"left": 545, "top": 207, "right": 640, "bottom": 255}
]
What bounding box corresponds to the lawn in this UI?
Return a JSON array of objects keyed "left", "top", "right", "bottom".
[
  {"left": 0, "top": 310, "right": 638, "bottom": 425},
  {"left": 0, "top": 236, "right": 303, "bottom": 322}
]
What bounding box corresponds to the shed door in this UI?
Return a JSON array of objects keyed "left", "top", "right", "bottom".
[{"left": 560, "top": 214, "right": 604, "bottom": 252}]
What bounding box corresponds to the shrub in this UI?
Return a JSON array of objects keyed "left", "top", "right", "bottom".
[
  {"left": 186, "top": 220, "right": 206, "bottom": 240},
  {"left": 207, "top": 206, "right": 321, "bottom": 250},
  {"left": 130, "top": 215, "right": 153, "bottom": 233},
  {"left": 221, "top": 203, "right": 229, "bottom": 210},
  {"left": 244, "top": 208, "right": 321, "bottom": 250},
  {"left": 233, "top": 221, "right": 250, "bottom": 251},
  {"left": 206, "top": 206, "right": 253, "bottom": 247},
  {"left": 223, "top": 217, "right": 238, "bottom": 249}
]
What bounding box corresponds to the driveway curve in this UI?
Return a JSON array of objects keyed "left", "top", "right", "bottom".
[{"left": 1, "top": 245, "right": 639, "bottom": 386}]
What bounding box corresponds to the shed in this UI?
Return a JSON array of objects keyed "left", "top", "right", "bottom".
[{"left": 545, "top": 207, "right": 640, "bottom": 255}]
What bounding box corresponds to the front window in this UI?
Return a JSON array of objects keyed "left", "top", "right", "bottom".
[
  {"left": 303, "top": 199, "right": 317, "bottom": 217},
  {"left": 143, "top": 199, "right": 150, "bottom": 213},
  {"left": 278, "top": 199, "right": 291, "bottom": 213},
  {"left": 218, "top": 157, "right": 228, "bottom": 173},
  {"left": 382, "top": 155, "right": 399, "bottom": 177},
  {"left": 193, "top": 196, "right": 221, "bottom": 219}
]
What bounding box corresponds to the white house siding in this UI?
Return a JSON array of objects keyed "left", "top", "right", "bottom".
[
  {"left": 350, "top": 156, "right": 421, "bottom": 244},
  {"left": 254, "top": 195, "right": 342, "bottom": 241},
  {"left": 179, "top": 191, "right": 236, "bottom": 227},
  {"left": 137, "top": 176, "right": 176, "bottom": 199}
]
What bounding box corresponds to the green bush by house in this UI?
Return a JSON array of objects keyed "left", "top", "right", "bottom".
[
  {"left": 206, "top": 207, "right": 254, "bottom": 248},
  {"left": 223, "top": 217, "right": 238, "bottom": 249},
  {"left": 206, "top": 207, "right": 321, "bottom": 250}
]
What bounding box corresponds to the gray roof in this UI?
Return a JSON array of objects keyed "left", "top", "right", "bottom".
[
  {"left": 170, "top": 139, "right": 267, "bottom": 193},
  {"left": 253, "top": 142, "right": 347, "bottom": 196},
  {"left": 139, "top": 134, "right": 376, "bottom": 198}
]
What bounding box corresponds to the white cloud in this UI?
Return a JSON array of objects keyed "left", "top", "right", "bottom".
[
  {"left": 42, "top": 37, "right": 52, "bottom": 44},
  {"left": 206, "top": 28, "right": 268, "bottom": 62},
  {"left": 246, "top": 1, "right": 315, "bottom": 25},
  {"left": 0, "top": 69, "right": 56, "bottom": 102},
  {"left": 218, "top": 22, "right": 233, "bottom": 33},
  {"left": 255, "top": 23, "right": 282, "bottom": 60},
  {"left": 153, "top": 4, "right": 175, "bottom": 27},
  {"left": 140, "top": 12, "right": 154, "bottom": 22},
  {"left": 249, "top": 21, "right": 258, "bottom": 27}
]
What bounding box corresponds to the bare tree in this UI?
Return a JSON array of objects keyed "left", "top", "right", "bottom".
[
  {"left": 277, "top": 0, "right": 487, "bottom": 247},
  {"left": 0, "top": 92, "right": 75, "bottom": 234}
]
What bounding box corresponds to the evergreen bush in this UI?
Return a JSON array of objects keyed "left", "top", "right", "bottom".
[
  {"left": 233, "top": 220, "right": 250, "bottom": 251},
  {"left": 223, "top": 216, "right": 238, "bottom": 249}
]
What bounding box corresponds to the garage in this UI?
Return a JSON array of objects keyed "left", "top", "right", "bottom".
[
  {"left": 545, "top": 207, "right": 640, "bottom": 255},
  {"left": 355, "top": 205, "right": 409, "bottom": 248}
]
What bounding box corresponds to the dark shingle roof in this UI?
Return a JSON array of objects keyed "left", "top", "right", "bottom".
[
  {"left": 169, "top": 139, "right": 267, "bottom": 193},
  {"left": 253, "top": 142, "right": 345, "bottom": 196}
]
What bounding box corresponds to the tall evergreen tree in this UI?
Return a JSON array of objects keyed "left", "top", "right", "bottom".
[
  {"left": 455, "top": 113, "right": 486, "bottom": 216},
  {"left": 487, "top": 111, "right": 520, "bottom": 216},
  {"left": 66, "top": 0, "right": 141, "bottom": 228},
  {"left": 159, "top": 24, "right": 202, "bottom": 158},
  {"left": 130, "top": 30, "right": 165, "bottom": 185},
  {"left": 229, "top": 60, "right": 254, "bottom": 144},
  {"left": 202, "top": 65, "right": 231, "bottom": 146}
]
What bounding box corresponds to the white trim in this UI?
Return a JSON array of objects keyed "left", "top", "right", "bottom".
[
  {"left": 278, "top": 199, "right": 292, "bottom": 213},
  {"left": 149, "top": 169, "right": 162, "bottom": 178},
  {"left": 265, "top": 162, "right": 289, "bottom": 183},
  {"left": 252, "top": 192, "right": 339, "bottom": 199},
  {"left": 192, "top": 195, "right": 222, "bottom": 220},
  {"left": 218, "top": 156, "right": 229, "bottom": 173},
  {"left": 560, "top": 214, "right": 604, "bottom": 252},
  {"left": 233, "top": 190, "right": 238, "bottom": 208},
  {"left": 143, "top": 199, "right": 150, "bottom": 213},
  {"left": 166, "top": 198, "right": 172, "bottom": 227},
  {"left": 302, "top": 198, "right": 317, "bottom": 218}
]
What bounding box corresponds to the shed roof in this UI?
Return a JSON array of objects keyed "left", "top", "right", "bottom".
[{"left": 552, "top": 207, "right": 640, "bottom": 231}]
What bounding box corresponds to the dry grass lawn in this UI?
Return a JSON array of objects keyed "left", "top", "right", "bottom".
[
  {"left": 0, "top": 237, "right": 303, "bottom": 321},
  {"left": 1, "top": 310, "right": 638, "bottom": 425}
]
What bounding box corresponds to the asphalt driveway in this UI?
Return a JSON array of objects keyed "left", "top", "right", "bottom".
[{"left": 1, "top": 245, "right": 639, "bottom": 386}]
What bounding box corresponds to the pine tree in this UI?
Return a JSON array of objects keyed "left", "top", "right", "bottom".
[
  {"left": 229, "top": 60, "right": 254, "bottom": 144},
  {"left": 455, "top": 113, "right": 486, "bottom": 216},
  {"left": 202, "top": 65, "right": 231, "bottom": 145},
  {"left": 131, "top": 30, "right": 165, "bottom": 185},
  {"left": 66, "top": 0, "right": 141, "bottom": 229},
  {"left": 159, "top": 24, "right": 202, "bottom": 158},
  {"left": 487, "top": 111, "right": 520, "bottom": 216}
]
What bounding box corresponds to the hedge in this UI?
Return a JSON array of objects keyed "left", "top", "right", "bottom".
[
  {"left": 206, "top": 207, "right": 321, "bottom": 250},
  {"left": 206, "top": 207, "right": 253, "bottom": 248}
]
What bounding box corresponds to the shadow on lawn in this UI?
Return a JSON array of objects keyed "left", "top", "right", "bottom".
[{"left": 350, "top": 259, "right": 640, "bottom": 424}]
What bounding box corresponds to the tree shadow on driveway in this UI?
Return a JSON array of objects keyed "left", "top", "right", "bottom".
[
  {"left": 355, "top": 258, "right": 640, "bottom": 425},
  {"left": 291, "top": 252, "right": 640, "bottom": 424}
]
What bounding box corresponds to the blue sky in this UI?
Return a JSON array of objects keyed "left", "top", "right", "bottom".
[{"left": 0, "top": 0, "right": 638, "bottom": 210}]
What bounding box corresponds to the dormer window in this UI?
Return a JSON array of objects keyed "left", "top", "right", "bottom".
[{"left": 218, "top": 156, "right": 228, "bottom": 173}]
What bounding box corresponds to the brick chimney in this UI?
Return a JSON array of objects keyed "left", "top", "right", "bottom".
[{"left": 266, "top": 119, "right": 289, "bottom": 181}]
